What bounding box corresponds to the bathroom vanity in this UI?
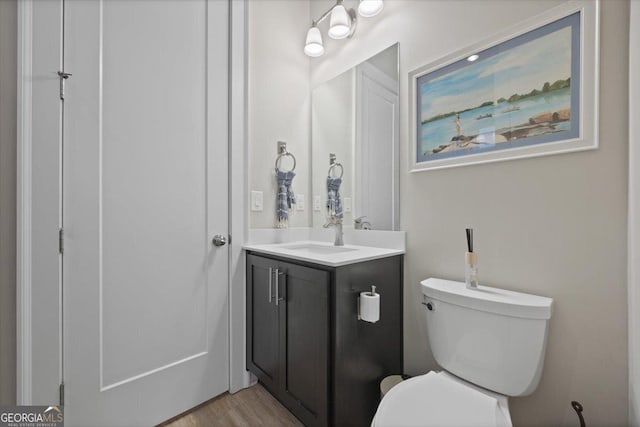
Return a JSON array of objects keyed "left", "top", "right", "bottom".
[{"left": 245, "top": 242, "right": 403, "bottom": 427}]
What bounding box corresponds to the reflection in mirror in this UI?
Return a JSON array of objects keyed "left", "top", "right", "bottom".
[{"left": 312, "top": 44, "right": 399, "bottom": 230}]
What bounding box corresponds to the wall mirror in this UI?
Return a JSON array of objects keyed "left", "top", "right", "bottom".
[{"left": 311, "top": 44, "right": 399, "bottom": 230}]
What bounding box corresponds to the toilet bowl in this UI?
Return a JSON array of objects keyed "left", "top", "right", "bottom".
[
  {"left": 373, "top": 278, "right": 553, "bottom": 426},
  {"left": 372, "top": 371, "right": 511, "bottom": 427}
]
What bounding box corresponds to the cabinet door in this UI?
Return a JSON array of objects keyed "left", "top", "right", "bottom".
[
  {"left": 246, "top": 255, "right": 280, "bottom": 393},
  {"left": 279, "top": 262, "right": 330, "bottom": 427}
]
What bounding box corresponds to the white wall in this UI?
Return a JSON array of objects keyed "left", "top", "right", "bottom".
[
  {"left": 248, "top": 0, "right": 311, "bottom": 229},
  {"left": 629, "top": 1, "right": 640, "bottom": 424},
  {"left": 308, "top": 0, "right": 629, "bottom": 425}
]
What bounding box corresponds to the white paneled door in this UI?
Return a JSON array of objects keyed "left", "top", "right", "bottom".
[{"left": 62, "top": 1, "right": 229, "bottom": 425}]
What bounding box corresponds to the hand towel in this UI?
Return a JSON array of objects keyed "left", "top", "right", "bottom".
[
  {"left": 275, "top": 168, "right": 296, "bottom": 228},
  {"left": 326, "top": 176, "right": 343, "bottom": 219}
]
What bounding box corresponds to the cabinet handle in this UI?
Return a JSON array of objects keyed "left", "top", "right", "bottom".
[
  {"left": 268, "top": 267, "right": 273, "bottom": 303},
  {"left": 275, "top": 269, "right": 284, "bottom": 306},
  {"left": 275, "top": 269, "right": 279, "bottom": 306}
]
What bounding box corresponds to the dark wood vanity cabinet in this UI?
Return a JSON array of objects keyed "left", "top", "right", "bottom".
[
  {"left": 246, "top": 252, "right": 403, "bottom": 427},
  {"left": 247, "top": 254, "right": 330, "bottom": 427}
]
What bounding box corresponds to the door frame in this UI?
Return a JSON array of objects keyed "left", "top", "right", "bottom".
[
  {"left": 17, "top": 0, "right": 64, "bottom": 405},
  {"left": 228, "top": 0, "right": 251, "bottom": 395},
  {"left": 16, "top": 0, "right": 32, "bottom": 405},
  {"left": 628, "top": 0, "right": 640, "bottom": 423},
  {"left": 17, "top": 0, "right": 251, "bottom": 404},
  {"left": 16, "top": 0, "right": 31, "bottom": 404}
]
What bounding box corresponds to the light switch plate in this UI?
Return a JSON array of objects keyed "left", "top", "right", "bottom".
[
  {"left": 251, "top": 191, "right": 263, "bottom": 212},
  {"left": 344, "top": 197, "right": 352, "bottom": 213},
  {"left": 313, "top": 195, "right": 322, "bottom": 212},
  {"left": 296, "top": 194, "right": 305, "bottom": 211}
]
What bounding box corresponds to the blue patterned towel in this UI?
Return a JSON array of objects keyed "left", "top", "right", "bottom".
[
  {"left": 326, "top": 176, "right": 343, "bottom": 219},
  {"left": 275, "top": 168, "right": 296, "bottom": 228}
]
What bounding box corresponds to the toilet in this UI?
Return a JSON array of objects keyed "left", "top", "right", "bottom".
[{"left": 373, "top": 278, "right": 553, "bottom": 427}]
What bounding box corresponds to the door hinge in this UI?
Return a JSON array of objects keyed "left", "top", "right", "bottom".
[
  {"left": 57, "top": 71, "right": 72, "bottom": 100},
  {"left": 59, "top": 228, "right": 64, "bottom": 254},
  {"left": 59, "top": 382, "right": 64, "bottom": 406}
]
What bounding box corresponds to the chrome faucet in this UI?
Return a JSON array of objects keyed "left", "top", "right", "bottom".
[
  {"left": 354, "top": 216, "right": 372, "bottom": 230},
  {"left": 324, "top": 217, "right": 344, "bottom": 246}
]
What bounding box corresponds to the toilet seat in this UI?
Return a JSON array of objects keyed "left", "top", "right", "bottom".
[{"left": 372, "top": 371, "right": 512, "bottom": 427}]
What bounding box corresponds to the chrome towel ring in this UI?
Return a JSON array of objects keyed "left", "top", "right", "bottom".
[
  {"left": 328, "top": 153, "right": 343, "bottom": 178},
  {"left": 275, "top": 150, "right": 297, "bottom": 172}
]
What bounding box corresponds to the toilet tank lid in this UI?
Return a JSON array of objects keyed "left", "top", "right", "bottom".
[{"left": 421, "top": 278, "right": 553, "bottom": 320}]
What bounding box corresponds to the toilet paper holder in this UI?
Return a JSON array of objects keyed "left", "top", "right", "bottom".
[{"left": 358, "top": 285, "right": 380, "bottom": 323}]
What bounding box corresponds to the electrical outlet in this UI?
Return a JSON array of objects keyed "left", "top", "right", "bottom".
[
  {"left": 251, "top": 191, "right": 263, "bottom": 212},
  {"left": 313, "top": 195, "right": 322, "bottom": 212},
  {"left": 296, "top": 194, "right": 305, "bottom": 211},
  {"left": 344, "top": 197, "right": 352, "bottom": 213}
]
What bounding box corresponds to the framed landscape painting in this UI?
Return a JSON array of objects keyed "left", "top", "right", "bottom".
[{"left": 409, "top": 1, "right": 599, "bottom": 172}]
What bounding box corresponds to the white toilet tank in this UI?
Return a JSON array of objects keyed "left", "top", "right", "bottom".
[{"left": 421, "top": 278, "right": 553, "bottom": 397}]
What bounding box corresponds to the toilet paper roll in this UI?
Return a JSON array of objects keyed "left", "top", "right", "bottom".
[{"left": 360, "top": 291, "right": 380, "bottom": 323}]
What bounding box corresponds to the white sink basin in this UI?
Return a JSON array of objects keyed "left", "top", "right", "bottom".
[{"left": 280, "top": 243, "right": 357, "bottom": 254}]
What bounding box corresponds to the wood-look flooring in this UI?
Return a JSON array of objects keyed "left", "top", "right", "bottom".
[{"left": 158, "top": 384, "right": 303, "bottom": 427}]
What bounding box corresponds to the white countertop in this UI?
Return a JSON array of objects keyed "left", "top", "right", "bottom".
[{"left": 243, "top": 240, "right": 404, "bottom": 267}]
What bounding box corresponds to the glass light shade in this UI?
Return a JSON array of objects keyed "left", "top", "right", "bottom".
[
  {"left": 304, "top": 26, "right": 324, "bottom": 57},
  {"left": 328, "top": 5, "right": 351, "bottom": 39},
  {"left": 358, "top": 0, "right": 383, "bottom": 17}
]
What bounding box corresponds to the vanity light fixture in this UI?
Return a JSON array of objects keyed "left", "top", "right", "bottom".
[
  {"left": 304, "top": 0, "right": 384, "bottom": 57},
  {"left": 304, "top": 24, "right": 325, "bottom": 57},
  {"left": 328, "top": 3, "right": 353, "bottom": 39},
  {"left": 358, "top": 0, "right": 384, "bottom": 18}
]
